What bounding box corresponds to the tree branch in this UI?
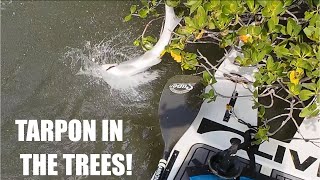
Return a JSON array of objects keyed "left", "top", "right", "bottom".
[{"left": 285, "top": 9, "right": 299, "bottom": 22}]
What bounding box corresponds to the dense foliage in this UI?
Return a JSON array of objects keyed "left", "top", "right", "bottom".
[{"left": 125, "top": 0, "right": 320, "bottom": 143}]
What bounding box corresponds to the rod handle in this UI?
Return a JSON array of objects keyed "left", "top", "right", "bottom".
[{"left": 151, "top": 159, "right": 167, "bottom": 180}]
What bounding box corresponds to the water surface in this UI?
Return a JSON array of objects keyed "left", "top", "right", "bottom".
[{"left": 1, "top": 1, "right": 224, "bottom": 179}]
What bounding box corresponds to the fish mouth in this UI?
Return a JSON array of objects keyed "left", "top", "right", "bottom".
[
  {"left": 105, "top": 65, "right": 116, "bottom": 71},
  {"left": 101, "top": 63, "right": 118, "bottom": 71}
]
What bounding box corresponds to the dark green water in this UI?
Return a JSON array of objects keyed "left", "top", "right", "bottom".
[{"left": 1, "top": 1, "right": 225, "bottom": 179}]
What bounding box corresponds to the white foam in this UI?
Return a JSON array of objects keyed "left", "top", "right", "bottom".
[{"left": 64, "top": 32, "right": 160, "bottom": 87}]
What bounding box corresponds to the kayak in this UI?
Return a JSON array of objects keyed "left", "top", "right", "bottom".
[{"left": 154, "top": 48, "right": 320, "bottom": 180}]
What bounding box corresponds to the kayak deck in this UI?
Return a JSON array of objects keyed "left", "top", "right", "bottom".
[
  {"left": 160, "top": 49, "right": 320, "bottom": 180},
  {"left": 174, "top": 143, "right": 302, "bottom": 180}
]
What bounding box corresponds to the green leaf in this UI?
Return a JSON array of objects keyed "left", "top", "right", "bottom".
[
  {"left": 184, "top": 17, "right": 196, "bottom": 29},
  {"left": 313, "top": 0, "right": 320, "bottom": 6},
  {"left": 268, "top": 16, "right": 279, "bottom": 32},
  {"left": 188, "top": 0, "right": 202, "bottom": 14},
  {"left": 304, "top": 26, "right": 314, "bottom": 37},
  {"left": 204, "top": 0, "right": 220, "bottom": 11},
  {"left": 253, "top": 126, "right": 270, "bottom": 145},
  {"left": 310, "top": 109, "right": 320, "bottom": 117},
  {"left": 266, "top": 56, "right": 275, "bottom": 71},
  {"left": 257, "top": 0, "right": 267, "bottom": 7},
  {"left": 133, "top": 39, "right": 140, "bottom": 46},
  {"left": 290, "top": 43, "right": 301, "bottom": 57},
  {"left": 257, "top": 48, "right": 269, "bottom": 62},
  {"left": 266, "top": 72, "right": 276, "bottom": 84},
  {"left": 246, "top": 0, "right": 255, "bottom": 11},
  {"left": 271, "top": 1, "right": 284, "bottom": 16},
  {"left": 299, "top": 89, "right": 315, "bottom": 101},
  {"left": 280, "top": 24, "right": 287, "bottom": 34},
  {"left": 208, "top": 20, "right": 215, "bottom": 29},
  {"left": 222, "top": 2, "right": 238, "bottom": 15},
  {"left": 202, "top": 71, "right": 216, "bottom": 86},
  {"left": 130, "top": 5, "right": 137, "bottom": 13},
  {"left": 142, "top": 36, "right": 157, "bottom": 50},
  {"left": 262, "top": 1, "right": 284, "bottom": 17},
  {"left": 284, "top": 0, "right": 293, "bottom": 6},
  {"left": 185, "top": 0, "right": 199, "bottom": 6},
  {"left": 124, "top": 14, "right": 132, "bottom": 22},
  {"left": 201, "top": 88, "right": 217, "bottom": 103},
  {"left": 259, "top": 106, "right": 266, "bottom": 118},
  {"left": 299, "top": 102, "right": 318, "bottom": 117},
  {"left": 138, "top": 9, "right": 149, "bottom": 18},
  {"left": 151, "top": 0, "right": 157, "bottom": 6},
  {"left": 288, "top": 83, "right": 302, "bottom": 95},
  {"left": 248, "top": 25, "right": 261, "bottom": 36},
  {"left": 274, "top": 45, "right": 291, "bottom": 58},
  {"left": 144, "top": 36, "right": 157, "bottom": 43},
  {"left": 304, "top": 11, "right": 315, "bottom": 21},
  {"left": 141, "top": 0, "right": 149, "bottom": 7},
  {"left": 293, "top": 24, "right": 302, "bottom": 36},
  {"left": 165, "top": 0, "right": 181, "bottom": 7},
  {"left": 177, "top": 26, "right": 195, "bottom": 35},
  {"left": 287, "top": 18, "right": 301, "bottom": 36},
  {"left": 203, "top": 71, "right": 211, "bottom": 85},
  {"left": 296, "top": 58, "right": 313, "bottom": 71},
  {"left": 312, "top": 69, "right": 320, "bottom": 77},
  {"left": 303, "top": 26, "right": 319, "bottom": 41},
  {"left": 196, "top": 6, "right": 207, "bottom": 28},
  {"left": 300, "top": 43, "right": 313, "bottom": 57},
  {"left": 287, "top": 18, "right": 294, "bottom": 35},
  {"left": 310, "top": 13, "right": 320, "bottom": 26},
  {"left": 209, "top": 89, "right": 214, "bottom": 96},
  {"left": 237, "top": 26, "right": 248, "bottom": 35},
  {"left": 253, "top": 90, "right": 258, "bottom": 98},
  {"left": 302, "top": 83, "right": 317, "bottom": 91}
]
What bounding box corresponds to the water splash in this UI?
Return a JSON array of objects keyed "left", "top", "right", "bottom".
[
  {"left": 63, "top": 32, "right": 160, "bottom": 105},
  {"left": 64, "top": 5, "right": 180, "bottom": 105}
]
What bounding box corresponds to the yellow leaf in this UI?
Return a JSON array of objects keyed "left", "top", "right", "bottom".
[
  {"left": 221, "top": 29, "right": 229, "bottom": 36},
  {"left": 226, "top": 104, "right": 232, "bottom": 111},
  {"left": 170, "top": 50, "right": 182, "bottom": 62},
  {"left": 239, "top": 34, "right": 252, "bottom": 43},
  {"left": 195, "top": 29, "right": 205, "bottom": 40},
  {"left": 289, "top": 68, "right": 304, "bottom": 85},
  {"left": 289, "top": 71, "right": 299, "bottom": 85},
  {"left": 160, "top": 50, "right": 166, "bottom": 58}
]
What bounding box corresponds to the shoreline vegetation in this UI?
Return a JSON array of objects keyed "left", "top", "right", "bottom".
[{"left": 124, "top": 0, "right": 320, "bottom": 145}]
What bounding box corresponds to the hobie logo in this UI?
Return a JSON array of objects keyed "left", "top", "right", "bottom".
[{"left": 169, "top": 83, "right": 194, "bottom": 94}]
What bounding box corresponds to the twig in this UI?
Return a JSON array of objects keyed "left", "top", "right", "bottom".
[
  {"left": 206, "top": 34, "right": 222, "bottom": 42},
  {"left": 197, "top": 50, "right": 217, "bottom": 70},
  {"left": 267, "top": 99, "right": 295, "bottom": 136},
  {"left": 273, "top": 92, "right": 291, "bottom": 103},
  {"left": 267, "top": 116, "right": 291, "bottom": 136},
  {"left": 265, "top": 113, "right": 290, "bottom": 124},
  {"left": 285, "top": 9, "right": 300, "bottom": 22},
  {"left": 198, "top": 64, "right": 213, "bottom": 77},
  {"left": 187, "top": 40, "right": 219, "bottom": 45},
  {"left": 277, "top": 80, "right": 305, "bottom": 107},
  {"left": 141, "top": 16, "right": 165, "bottom": 39}
]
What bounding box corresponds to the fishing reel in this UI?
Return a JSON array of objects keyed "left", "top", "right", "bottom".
[
  {"left": 208, "top": 130, "right": 258, "bottom": 179},
  {"left": 208, "top": 138, "right": 243, "bottom": 179}
]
